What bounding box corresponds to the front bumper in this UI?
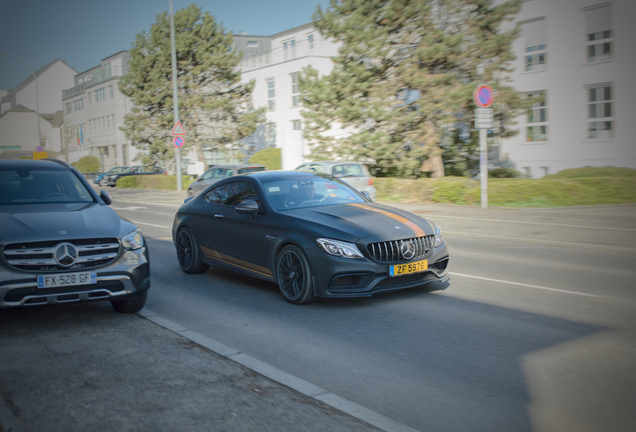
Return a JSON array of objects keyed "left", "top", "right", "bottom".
[
  {"left": 305, "top": 243, "right": 450, "bottom": 298},
  {"left": 0, "top": 247, "right": 150, "bottom": 309}
]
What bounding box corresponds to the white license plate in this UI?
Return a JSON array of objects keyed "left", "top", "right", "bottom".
[{"left": 37, "top": 271, "right": 97, "bottom": 289}]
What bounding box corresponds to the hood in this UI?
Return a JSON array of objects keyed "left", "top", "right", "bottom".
[
  {"left": 0, "top": 203, "right": 134, "bottom": 246},
  {"left": 282, "top": 202, "right": 435, "bottom": 243}
]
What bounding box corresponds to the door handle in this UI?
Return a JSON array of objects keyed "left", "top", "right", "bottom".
[{"left": 214, "top": 214, "right": 224, "bottom": 218}]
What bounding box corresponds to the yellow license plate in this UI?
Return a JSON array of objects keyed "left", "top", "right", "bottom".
[{"left": 389, "top": 259, "right": 428, "bottom": 277}]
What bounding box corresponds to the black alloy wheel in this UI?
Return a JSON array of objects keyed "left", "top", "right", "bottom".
[
  {"left": 276, "top": 245, "right": 315, "bottom": 304},
  {"left": 176, "top": 227, "right": 208, "bottom": 274}
]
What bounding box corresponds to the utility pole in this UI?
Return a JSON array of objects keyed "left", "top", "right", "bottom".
[{"left": 169, "top": 0, "right": 182, "bottom": 191}]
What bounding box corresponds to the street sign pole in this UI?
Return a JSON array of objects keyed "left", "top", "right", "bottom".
[
  {"left": 169, "top": 0, "right": 182, "bottom": 192},
  {"left": 474, "top": 85, "right": 495, "bottom": 209}
]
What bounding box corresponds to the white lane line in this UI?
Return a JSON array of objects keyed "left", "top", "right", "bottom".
[
  {"left": 428, "top": 215, "right": 636, "bottom": 232},
  {"left": 131, "top": 221, "right": 170, "bottom": 229},
  {"left": 113, "top": 200, "right": 181, "bottom": 208},
  {"left": 449, "top": 272, "right": 600, "bottom": 297},
  {"left": 443, "top": 230, "right": 636, "bottom": 253}
]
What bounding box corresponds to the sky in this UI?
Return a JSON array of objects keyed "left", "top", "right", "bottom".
[{"left": 0, "top": 0, "right": 330, "bottom": 90}]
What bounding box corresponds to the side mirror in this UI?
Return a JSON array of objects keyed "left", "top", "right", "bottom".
[
  {"left": 235, "top": 199, "right": 259, "bottom": 215},
  {"left": 361, "top": 191, "right": 373, "bottom": 201},
  {"left": 100, "top": 190, "right": 112, "bottom": 205}
]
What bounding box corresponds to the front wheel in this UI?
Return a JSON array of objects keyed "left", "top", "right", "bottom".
[
  {"left": 111, "top": 290, "right": 147, "bottom": 313},
  {"left": 176, "top": 227, "right": 208, "bottom": 274},
  {"left": 99, "top": 178, "right": 108, "bottom": 187},
  {"left": 276, "top": 245, "right": 315, "bottom": 304}
]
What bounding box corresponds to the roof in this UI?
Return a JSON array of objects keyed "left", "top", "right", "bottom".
[{"left": 0, "top": 59, "right": 76, "bottom": 104}]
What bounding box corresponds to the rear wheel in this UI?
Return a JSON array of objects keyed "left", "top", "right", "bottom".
[
  {"left": 276, "top": 245, "right": 315, "bottom": 304},
  {"left": 111, "top": 290, "right": 147, "bottom": 313},
  {"left": 176, "top": 227, "right": 208, "bottom": 274}
]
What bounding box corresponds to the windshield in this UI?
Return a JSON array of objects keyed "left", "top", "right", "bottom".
[
  {"left": 238, "top": 167, "right": 266, "bottom": 174},
  {"left": 110, "top": 167, "right": 127, "bottom": 173},
  {"left": 0, "top": 167, "right": 95, "bottom": 205},
  {"left": 262, "top": 176, "right": 366, "bottom": 211}
]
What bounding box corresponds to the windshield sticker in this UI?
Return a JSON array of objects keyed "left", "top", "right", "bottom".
[{"left": 268, "top": 186, "right": 280, "bottom": 192}]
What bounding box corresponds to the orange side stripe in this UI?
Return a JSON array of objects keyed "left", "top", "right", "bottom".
[{"left": 349, "top": 203, "right": 426, "bottom": 237}]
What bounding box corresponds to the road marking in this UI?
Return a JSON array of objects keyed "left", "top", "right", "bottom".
[
  {"left": 443, "top": 230, "right": 636, "bottom": 253},
  {"left": 131, "top": 221, "right": 170, "bottom": 229},
  {"left": 449, "top": 272, "right": 600, "bottom": 297},
  {"left": 111, "top": 206, "right": 148, "bottom": 211},
  {"left": 113, "top": 200, "right": 181, "bottom": 208},
  {"left": 429, "top": 215, "right": 636, "bottom": 232}
]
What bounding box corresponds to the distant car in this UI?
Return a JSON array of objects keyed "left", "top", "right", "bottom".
[
  {"left": 173, "top": 170, "right": 448, "bottom": 304},
  {"left": 0, "top": 159, "right": 150, "bottom": 312},
  {"left": 187, "top": 164, "right": 267, "bottom": 197},
  {"left": 94, "top": 166, "right": 129, "bottom": 186},
  {"left": 102, "top": 165, "right": 165, "bottom": 187},
  {"left": 295, "top": 161, "right": 377, "bottom": 200}
]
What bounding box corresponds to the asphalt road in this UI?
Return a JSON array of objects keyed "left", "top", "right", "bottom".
[{"left": 100, "top": 187, "right": 636, "bottom": 432}]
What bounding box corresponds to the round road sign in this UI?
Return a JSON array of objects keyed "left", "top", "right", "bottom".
[
  {"left": 474, "top": 84, "right": 494, "bottom": 108},
  {"left": 36, "top": 146, "right": 43, "bottom": 152},
  {"left": 173, "top": 136, "right": 185, "bottom": 148}
]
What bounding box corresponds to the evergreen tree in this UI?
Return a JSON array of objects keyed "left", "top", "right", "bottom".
[
  {"left": 119, "top": 4, "right": 263, "bottom": 169},
  {"left": 301, "top": 0, "right": 523, "bottom": 177}
]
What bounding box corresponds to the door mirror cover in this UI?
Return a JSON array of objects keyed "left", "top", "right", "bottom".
[{"left": 235, "top": 199, "right": 259, "bottom": 214}]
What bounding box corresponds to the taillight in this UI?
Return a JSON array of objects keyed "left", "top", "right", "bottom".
[{"left": 368, "top": 178, "right": 374, "bottom": 186}]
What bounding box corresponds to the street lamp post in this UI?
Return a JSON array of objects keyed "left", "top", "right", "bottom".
[{"left": 0, "top": 52, "right": 42, "bottom": 148}]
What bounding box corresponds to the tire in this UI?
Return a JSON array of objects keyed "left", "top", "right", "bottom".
[
  {"left": 276, "top": 245, "right": 315, "bottom": 304},
  {"left": 99, "top": 178, "right": 108, "bottom": 187},
  {"left": 111, "top": 290, "right": 148, "bottom": 313},
  {"left": 176, "top": 227, "right": 209, "bottom": 274}
]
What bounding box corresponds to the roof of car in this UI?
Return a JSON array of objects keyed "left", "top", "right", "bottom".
[
  {"left": 245, "top": 170, "right": 328, "bottom": 182},
  {"left": 0, "top": 159, "right": 71, "bottom": 170},
  {"left": 297, "top": 161, "right": 365, "bottom": 167},
  {"left": 212, "top": 164, "right": 265, "bottom": 169}
]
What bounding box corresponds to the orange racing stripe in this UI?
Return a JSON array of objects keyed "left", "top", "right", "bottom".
[{"left": 348, "top": 203, "right": 426, "bottom": 237}]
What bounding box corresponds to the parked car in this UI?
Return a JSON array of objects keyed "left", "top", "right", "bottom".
[
  {"left": 187, "top": 164, "right": 266, "bottom": 197},
  {"left": 295, "top": 161, "right": 377, "bottom": 200},
  {"left": 0, "top": 159, "right": 150, "bottom": 312},
  {"left": 102, "top": 165, "right": 165, "bottom": 187},
  {"left": 173, "top": 171, "right": 448, "bottom": 304},
  {"left": 94, "top": 166, "right": 129, "bottom": 186}
]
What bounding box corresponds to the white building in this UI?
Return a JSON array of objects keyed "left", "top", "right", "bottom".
[
  {"left": 233, "top": 23, "right": 341, "bottom": 169},
  {"left": 62, "top": 51, "right": 138, "bottom": 170},
  {"left": 498, "top": 0, "right": 636, "bottom": 177},
  {"left": 0, "top": 59, "right": 76, "bottom": 158}
]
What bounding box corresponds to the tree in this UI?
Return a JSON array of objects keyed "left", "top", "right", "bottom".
[
  {"left": 301, "top": 0, "right": 524, "bottom": 178},
  {"left": 119, "top": 4, "right": 263, "bottom": 169}
]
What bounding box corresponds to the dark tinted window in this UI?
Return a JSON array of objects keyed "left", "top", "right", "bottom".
[
  {"left": 202, "top": 184, "right": 229, "bottom": 204},
  {"left": 200, "top": 169, "right": 215, "bottom": 180},
  {"left": 238, "top": 166, "right": 266, "bottom": 174},
  {"left": 224, "top": 182, "right": 258, "bottom": 207},
  {"left": 0, "top": 167, "right": 94, "bottom": 205}
]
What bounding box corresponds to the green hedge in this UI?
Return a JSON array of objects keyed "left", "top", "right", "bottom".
[
  {"left": 76, "top": 156, "right": 101, "bottom": 173},
  {"left": 249, "top": 148, "right": 281, "bottom": 170},
  {"left": 116, "top": 175, "right": 196, "bottom": 190}
]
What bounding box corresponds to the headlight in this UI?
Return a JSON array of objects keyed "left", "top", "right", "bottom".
[
  {"left": 122, "top": 228, "right": 144, "bottom": 250},
  {"left": 434, "top": 225, "right": 444, "bottom": 247},
  {"left": 315, "top": 238, "right": 364, "bottom": 259}
]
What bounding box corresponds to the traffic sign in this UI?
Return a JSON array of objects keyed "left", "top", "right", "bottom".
[
  {"left": 33, "top": 151, "right": 48, "bottom": 160},
  {"left": 475, "top": 118, "right": 494, "bottom": 129},
  {"left": 171, "top": 121, "right": 186, "bottom": 136},
  {"left": 474, "top": 84, "right": 494, "bottom": 108},
  {"left": 173, "top": 136, "right": 185, "bottom": 148},
  {"left": 474, "top": 108, "right": 494, "bottom": 119},
  {"left": 36, "top": 145, "right": 43, "bottom": 152}
]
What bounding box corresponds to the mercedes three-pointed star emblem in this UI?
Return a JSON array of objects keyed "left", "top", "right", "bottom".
[{"left": 54, "top": 243, "right": 78, "bottom": 267}]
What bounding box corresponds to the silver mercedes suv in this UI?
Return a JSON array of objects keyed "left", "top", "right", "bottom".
[{"left": 0, "top": 159, "right": 150, "bottom": 312}]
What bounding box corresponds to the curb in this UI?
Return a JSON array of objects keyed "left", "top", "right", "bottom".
[{"left": 138, "top": 309, "right": 420, "bottom": 432}]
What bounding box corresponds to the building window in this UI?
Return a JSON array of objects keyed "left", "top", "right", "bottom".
[
  {"left": 587, "top": 84, "right": 614, "bottom": 139},
  {"left": 526, "top": 91, "right": 548, "bottom": 142},
  {"left": 73, "top": 99, "right": 83, "bottom": 111},
  {"left": 585, "top": 5, "right": 612, "bottom": 62},
  {"left": 291, "top": 72, "right": 300, "bottom": 107},
  {"left": 95, "top": 88, "right": 105, "bottom": 102},
  {"left": 66, "top": 102, "right": 72, "bottom": 113},
  {"left": 87, "top": 92, "right": 92, "bottom": 104},
  {"left": 292, "top": 120, "right": 301, "bottom": 130},
  {"left": 284, "top": 39, "right": 296, "bottom": 60},
  {"left": 308, "top": 34, "right": 314, "bottom": 50},
  {"left": 265, "top": 122, "right": 276, "bottom": 147},
  {"left": 522, "top": 18, "right": 546, "bottom": 72},
  {"left": 109, "top": 85, "right": 113, "bottom": 98},
  {"left": 246, "top": 40, "right": 258, "bottom": 47},
  {"left": 267, "top": 80, "right": 275, "bottom": 110}
]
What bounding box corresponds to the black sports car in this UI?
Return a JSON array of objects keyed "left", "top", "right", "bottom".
[{"left": 172, "top": 171, "right": 449, "bottom": 304}]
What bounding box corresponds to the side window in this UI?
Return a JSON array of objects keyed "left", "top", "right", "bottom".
[
  {"left": 213, "top": 169, "right": 227, "bottom": 179},
  {"left": 309, "top": 164, "right": 326, "bottom": 173},
  {"left": 202, "top": 184, "right": 229, "bottom": 204},
  {"left": 225, "top": 169, "right": 234, "bottom": 178},
  {"left": 332, "top": 165, "right": 344, "bottom": 176},
  {"left": 224, "top": 182, "right": 258, "bottom": 207},
  {"left": 343, "top": 164, "right": 364, "bottom": 176},
  {"left": 201, "top": 169, "right": 214, "bottom": 180}
]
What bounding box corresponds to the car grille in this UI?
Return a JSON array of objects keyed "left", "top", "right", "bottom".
[
  {"left": 3, "top": 238, "right": 120, "bottom": 272},
  {"left": 367, "top": 235, "right": 435, "bottom": 263}
]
